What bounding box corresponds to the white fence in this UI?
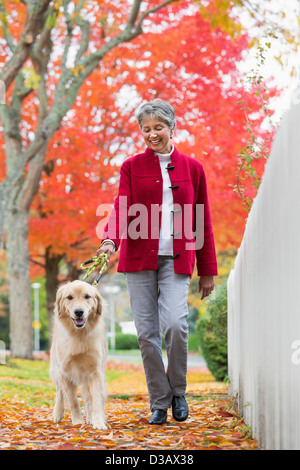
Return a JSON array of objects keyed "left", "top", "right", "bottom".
[{"left": 227, "top": 101, "right": 300, "bottom": 450}]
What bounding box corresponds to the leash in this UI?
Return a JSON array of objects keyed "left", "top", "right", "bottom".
[{"left": 80, "top": 253, "right": 108, "bottom": 286}]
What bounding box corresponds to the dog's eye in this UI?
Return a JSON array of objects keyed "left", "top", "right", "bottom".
[
  {"left": 66, "top": 295, "right": 73, "bottom": 300},
  {"left": 84, "top": 294, "right": 91, "bottom": 300}
]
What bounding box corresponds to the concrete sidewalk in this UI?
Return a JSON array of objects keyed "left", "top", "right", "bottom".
[
  {"left": 3, "top": 350, "right": 207, "bottom": 369},
  {"left": 108, "top": 351, "right": 207, "bottom": 369}
]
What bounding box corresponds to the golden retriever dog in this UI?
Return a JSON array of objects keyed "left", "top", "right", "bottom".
[{"left": 50, "top": 280, "right": 107, "bottom": 430}]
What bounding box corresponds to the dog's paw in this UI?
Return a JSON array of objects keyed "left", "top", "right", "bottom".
[
  {"left": 71, "top": 416, "right": 84, "bottom": 426},
  {"left": 92, "top": 421, "right": 107, "bottom": 430},
  {"left": 53, "top": 409, "right": 64, "bottom": 423}
]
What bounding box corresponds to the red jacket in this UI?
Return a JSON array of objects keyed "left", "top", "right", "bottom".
[{"left": 101, "top": 146, "right": 218, "bottom": 277}]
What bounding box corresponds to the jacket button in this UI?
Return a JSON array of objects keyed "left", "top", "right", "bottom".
[
  {"left": 166, "top": 165, "right": 175, "bottom": 170},
  {"left": 171, "top": 253, "right": 180, "bottom": 259},
  {"left": 171, "top": 231, "right": 181, "bottom": 237},
  {"left": 171, "top": 208, "right": 182, "bottom": 214},
  {"left": 169, "top": 184, "right": 179, "bottom": 189}
]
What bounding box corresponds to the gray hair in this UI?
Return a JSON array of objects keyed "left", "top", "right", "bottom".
[{"left": 136, "top": 99, "right": 176, "bottom": 131}]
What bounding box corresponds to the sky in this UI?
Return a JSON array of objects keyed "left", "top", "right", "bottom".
[{"left": 236, "top": 0, "right": 300, "bottom": 125}]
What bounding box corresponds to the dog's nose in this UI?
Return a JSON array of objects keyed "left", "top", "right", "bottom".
[{"left": 74, "top": 308, "right": 84, "bottom": 317}]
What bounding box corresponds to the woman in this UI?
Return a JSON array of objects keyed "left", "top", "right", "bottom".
[{"left": 97, "top": 99, "right": 218, "bottom": 425}]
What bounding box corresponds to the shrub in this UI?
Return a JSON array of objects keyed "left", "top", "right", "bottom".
[
  {"left": 161, "top": 332, "right": 200, "bottom": 351},
  {"left": 196, "top": 282, "right": 228, "bottom": 381},
  {"left": 114, "top": 333, "right": 139, "bottom": 350},
  {"left": 188, "top": 333, "right": 200, "bottom": 352}
]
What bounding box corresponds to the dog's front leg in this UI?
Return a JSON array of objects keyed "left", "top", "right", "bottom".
[
  {"left": 82, "top": 382, "right": 92, "bottom": 425},
  {"left": 61, "top": 377, "right": 84, "bottom": 426},
  {"left": 53, "top": 387, "right": 65, "bottom": 423},
  {"left": 87, "top": 373, "right": 107, "bottom": 430}
]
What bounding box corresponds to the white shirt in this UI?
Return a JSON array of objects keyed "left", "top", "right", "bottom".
[{"left": 155, "top": 145, "right": 174, "bottom": 256}]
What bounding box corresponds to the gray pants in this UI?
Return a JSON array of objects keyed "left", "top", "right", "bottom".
[{"left": 125, "top": 256, "right": 190, "bottom": 411}]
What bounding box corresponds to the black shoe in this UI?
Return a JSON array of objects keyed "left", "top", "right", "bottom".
[
  {"left": 172, "top": 396, "right": 189, "bottom": 422},
  {"left": 148, "top": 409, "right": 167, "bottom": 425}
]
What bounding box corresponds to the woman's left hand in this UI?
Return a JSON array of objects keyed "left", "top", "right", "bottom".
[{"left": 198, "top": 276, "right": 214, "bottom": 300}]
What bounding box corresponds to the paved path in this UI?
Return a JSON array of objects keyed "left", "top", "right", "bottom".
[
  {"left": 108, "top": 352, "right": 207, "bottom": 368},
  {"left": 5, "top": 350, "right": 207, "bottom": 369}
]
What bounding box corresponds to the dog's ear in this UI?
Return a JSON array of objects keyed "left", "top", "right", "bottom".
[
  {"left": 54, "top": 285, "right": 65, "bottom": 317},
  {"left": 94, "top": 288, "right": 103, "bottom": 316}
]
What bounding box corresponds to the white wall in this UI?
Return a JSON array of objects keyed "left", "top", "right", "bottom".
[
  {"left": 228, "top": 101, "right": 300, "bottom": 450},
  {"left": 119, "top": 321, "right": 137, "bottom": 335}
]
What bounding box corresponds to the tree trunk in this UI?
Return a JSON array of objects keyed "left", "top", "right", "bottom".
[
  {"left": 5, "top": 207, "right": 33, "bottom": 358},
  {"left": 5, "top": 147, "right": 48, "bottom": 358}
]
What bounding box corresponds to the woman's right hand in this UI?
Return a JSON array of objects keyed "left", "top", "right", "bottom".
[{"left": 96, "top": 241, "right": 115, "bottom": 264}]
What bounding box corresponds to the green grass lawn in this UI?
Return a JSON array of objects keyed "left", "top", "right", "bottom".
[{"left": 0, "top": 358, "right": 124, "bottom": 407}]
